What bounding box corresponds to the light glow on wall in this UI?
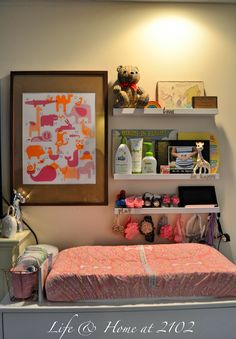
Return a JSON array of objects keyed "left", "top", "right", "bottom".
[{"left": 139, "top": 14, "right": 203, "bottom": 57}]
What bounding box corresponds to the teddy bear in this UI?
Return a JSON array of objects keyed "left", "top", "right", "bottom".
[{"left": 113, "top": 65, "right": 149, "bottom": 108}]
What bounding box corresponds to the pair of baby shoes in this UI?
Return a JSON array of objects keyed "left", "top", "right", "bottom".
[
  {"left": 143, "top": 192, "right": 161, "bottom": 208},
  {"left": 162, "top": 194, "right": 180, "bottom": 207},
  {"left": 125, "top": 195, "right": 144, "bottom": 208}
]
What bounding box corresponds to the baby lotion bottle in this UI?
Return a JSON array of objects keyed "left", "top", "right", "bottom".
[
  {"left": 115, "top": 136, "right": 132, "bottom": 174},
  {"left": 142, "top": 142, "right": 157, "bottom": 174},
  {"left": 130, "top": 138, "right": 143, "bottom": 173}
]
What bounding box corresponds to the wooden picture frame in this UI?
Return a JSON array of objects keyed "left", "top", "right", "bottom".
[{"left": 11, "top": 71, "right": 108, "bottom": 205}]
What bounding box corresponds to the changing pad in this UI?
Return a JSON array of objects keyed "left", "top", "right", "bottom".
[{"left": 45, "top": 243, "right": 236, "bottom": 302}]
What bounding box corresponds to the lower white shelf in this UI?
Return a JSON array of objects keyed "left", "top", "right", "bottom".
[
  {"left": 114, "top": 206, "right": 220, "bottom": 215},
  {"left": 113, "top": 173, "right": 219, "bottom": 180}
]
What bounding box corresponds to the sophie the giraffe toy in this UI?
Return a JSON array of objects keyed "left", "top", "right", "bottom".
[{"left": 193, "top": 142, "right": 211, "bottom": 176}]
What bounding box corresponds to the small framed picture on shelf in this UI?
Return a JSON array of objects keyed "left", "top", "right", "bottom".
[{"left": 155, "top": 140, "right": 210, "bottom": 174}]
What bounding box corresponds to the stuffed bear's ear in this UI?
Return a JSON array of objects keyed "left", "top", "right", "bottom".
[{"left": 117, "top": 65, "right": 123, "bottom": 72}]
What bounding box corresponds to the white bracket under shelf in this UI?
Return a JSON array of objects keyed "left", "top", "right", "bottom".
[
  {"left": 114, "top": 206, "right": 220, "bottom": 215},
  {"left": 113, "top": 173, "right": 219, "bottom": 180},
  {"left": 113, "top": 108, "right": 218, "bottom": 116}
]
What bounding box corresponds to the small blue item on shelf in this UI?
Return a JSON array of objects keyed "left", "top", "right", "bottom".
[{"left": 115, "top": 190, "right": 127, "bottom": 208}]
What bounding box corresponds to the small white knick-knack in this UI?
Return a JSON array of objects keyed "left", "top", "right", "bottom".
[
  {"left": 1, "top": 206, "right": 17, "bottom": 238},
  {"left": 12, "top": 190, "right": 25, "bottom": 232},
  {"left": 193, "top": 141, "right": 211, "bottom": 176}
]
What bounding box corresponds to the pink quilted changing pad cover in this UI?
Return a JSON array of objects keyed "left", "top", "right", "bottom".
[{"left": 45, "top": 243, "right": 236, "bottom": 302}]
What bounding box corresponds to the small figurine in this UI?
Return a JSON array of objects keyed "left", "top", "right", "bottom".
[
  {"left": 193, "top": 142, "right": 211, "bottom": 176},
  {"left": 12, "top": 190, "right": 26, "bottom": 232}
]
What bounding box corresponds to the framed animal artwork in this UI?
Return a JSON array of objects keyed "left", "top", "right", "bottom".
[{"left": 11, "top": 71, "right": 108, "bottom": 205}]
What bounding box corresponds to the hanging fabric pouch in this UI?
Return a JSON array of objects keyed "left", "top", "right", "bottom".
[
  {"left": 185, "top": 214, "right": 205, "bottom": 243},
  {"left": 173, "top": 214, "right": 184, "bottom": 243},
  {"left": 205, "top": 213, "right": 217, "bottom": 246}
]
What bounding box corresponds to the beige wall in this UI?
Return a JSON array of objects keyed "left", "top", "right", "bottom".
[{"left": 0, "top": 1, "right": 236, "bottom": 261}]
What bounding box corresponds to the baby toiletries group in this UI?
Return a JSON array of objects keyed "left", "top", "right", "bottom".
[{"left": 115, "top": 136, "right": 157, "bottom": 174}]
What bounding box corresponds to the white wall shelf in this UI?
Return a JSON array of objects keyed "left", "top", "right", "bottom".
[
  {"left": 113, "top": 173, "right": 219, "bottom": 180},
  {"left": 113, "top": 108, "right": 218, "bottom": 116},
  {"left": 114, "top": 206, "right": 220, "bottom": 215}
]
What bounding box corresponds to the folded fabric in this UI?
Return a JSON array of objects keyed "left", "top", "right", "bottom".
[
  {"left": 16, "top": 250, "right": 47, "bottom": 269},
  {"left": 15, "top": 244, "right": 59, "bottom": 271},
  {"left": 26, "top": 244, "right": 59, "bottom": 258}
]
